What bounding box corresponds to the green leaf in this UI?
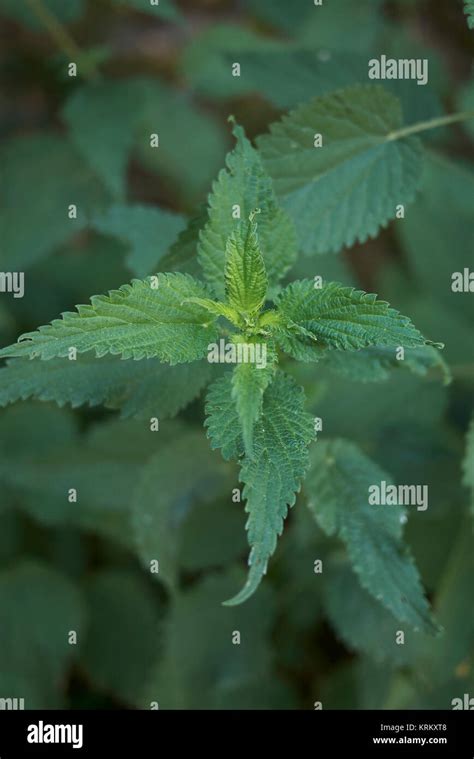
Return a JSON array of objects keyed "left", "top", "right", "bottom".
[
  {"left": 0, "top": 354, "right": 211, "bottom": 419},
  {"left": 0, "top": 560, "right": 85, "bottom": 708},
  {"left": 0, "top": 134, "right": 109, "bottom": 269},
  {"left": 80, "top": 570, "right": 163, "bottom": 707},
  {"left": 181, "top": 24, "right": 282, "bottom": 98},
  {"left": 183, "top": 298, "right": 241, "bottom": 326},
  {"left": 206, "top": 372, "right": 315, "bottom": 604},
  {"left": 464, "top": 0, "right": 474, "bottom": 29},
  {"left": 62, "top": 80, "right": 141, "bottom": 200},
  {"left": 132, "top": 431, "right": 231, "bottom": 590},
  {"left": 0, "top": 408, "right": 182, "bottom": 544},
  {"left": 322, "top": 344, "right": 450, "bottom": 384},
  {"left": 63, "top": 77, "right": 225, "bottom": 203},
  {"left": 377, "top": 280, "right": 473, "bottom": 369},
  {"left": 234, "top": 48, "right": 443, "bottom": 128},
  {"left": 92, "top": 204, "right": 185, "bottom": 278},
  {"left": 392, "top": 527, "right": 474, "bottom": 694},
  {"left": 323, "top": 558, "right": 418, "bottom": 665},
  {"left": 139, "top": 569, "right": 281, "bottom": 709},
  {"left": 272, "top": 321, "right": 325, "bottom": 363},
  {"left": 198, "top": 121, "right": 297, "bottom": 299},
  {"left": 424, "top": 528, "right": 474, "bottom": 684},
  {"left": 306, "top": 439, "right": 439, "bottom": 635},
  {"left": 231, "top": 359, "right": 274, "bottom": 455},
  {"left": 235, "top": 49, "right": 365, "bottom": 110},
  {"left": 257, "top": 84, "right": 423, "bottom": 254},
  {"left": 463, "top": 418, "right": 474, "bottom": 518},
  {"left": 133, "top": 83, "right": 226, "bottom": 206},
  {"left": 396, "top": 152, "right": 474, "bottom": 327},
  {"left": 290, "top": 238, "right": 356, "bottom": 285},
  {"left": 275, "top": 280, "right": 429, "bottom": 354},
  {"left": 304, "top": 369, "right": 447, "bottom": 451},
  {"left": 246, "top": 0, "right": 383, "bottom": 50},
  {"left": 0, "top": 273, "right": 219, "bottom": 363},
  {"left": 225, "top": 372, "right": 315, "bottom": 605},
  {"left": 225, "top": 212, "right": 268, "bottom": 315},
  {"left": 205, "top": 372, "right": 244, "bottom": 462}
]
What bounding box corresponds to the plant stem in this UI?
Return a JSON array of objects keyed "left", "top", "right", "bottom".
[
  {"left": 386, "top": 110, "right": 474, "bottom": 142},
  {"left": 26, "top": 0, "right": 98, "bottom": 80}
]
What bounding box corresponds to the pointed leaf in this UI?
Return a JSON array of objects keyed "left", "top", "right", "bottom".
[
  {"left": 322, "top": 558, "right": 418, "bottom": 665},
  {"left": 272, "top": 321, "right": 326, "bottom": 363},
  {"left": 198, "top": 122, "right": 297, "bottom": 298},
  {"left": 275, "top": 280, "right": 429, "bottom": 354},
  {"left": 257, "top": 84, "right": 423, "bottom": 254},
  {"left": 0, "top": 355, "right": 211, "bottom": 419},
  {"left": 0, "top": 274, "right": 218, "bottom": 364},
  {"left": 306, "top": 439, "right": 439, "bottom": 634},
  {"left": 225, "top": 212, "right": 268, "bottom": 314},
  {"left": 322, "top": 344, "right": 450, "bottom": 384},
  {"left": 225, "top": 372, "right": 315, "bottom": 605}
]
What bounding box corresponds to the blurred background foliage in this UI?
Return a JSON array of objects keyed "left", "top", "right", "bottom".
[{"left": 0, "top": 0, "right": 473, "bottom": 709}]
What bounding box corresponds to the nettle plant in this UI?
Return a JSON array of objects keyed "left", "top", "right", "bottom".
[{"left": 2, "top": 85, "right": 472, "bottom": 629}]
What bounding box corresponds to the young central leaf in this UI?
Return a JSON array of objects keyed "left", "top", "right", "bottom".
[
  {"left": 225, "top": 212, "right": 268, "bottom": 316},
  {"left": 198, "top": 121, "right": 297, "bottom": 299}
]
